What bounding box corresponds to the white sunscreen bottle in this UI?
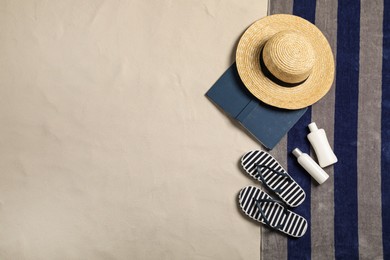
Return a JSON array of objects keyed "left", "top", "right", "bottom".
[
  {"left": 307, "top": 122, "right": 338, "bottom": 168},
  {"left": 292, "top": 148, "right": 329, "bottom": 184}
]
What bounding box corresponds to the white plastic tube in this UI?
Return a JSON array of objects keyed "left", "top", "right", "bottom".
[
  {"left": 292, "top": 148, "right": 329, "bottom": 184},
  {"left": 307, "top": 122, "right": 338, "bottom": 168}
]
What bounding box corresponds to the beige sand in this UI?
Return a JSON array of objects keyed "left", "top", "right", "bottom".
[{"left": 0, "top": 0, "right": 267, "bottom": 259}]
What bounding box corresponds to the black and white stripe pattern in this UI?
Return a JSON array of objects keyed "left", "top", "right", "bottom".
[
  {"left": 239, "top": 186, "right": 307, "bottom": 238},
  {"left": 241, "top": 150, "right": 305, "bottom": 207}
]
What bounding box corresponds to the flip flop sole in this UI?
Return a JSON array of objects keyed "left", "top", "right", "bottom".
[
  {"left": 239, "top": 186, "right": 307, "bottom": 238},
  {"left": 241, "top": 150, "right": 306, "bottom": 207}
]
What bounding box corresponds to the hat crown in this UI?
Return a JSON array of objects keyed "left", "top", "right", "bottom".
[{"left": 262, "top": 30, "right": 315, "bottom": 84}]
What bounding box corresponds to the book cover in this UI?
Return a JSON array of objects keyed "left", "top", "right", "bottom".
[{"left": 206, "top": 63, "right": 307, "bottom": 149}]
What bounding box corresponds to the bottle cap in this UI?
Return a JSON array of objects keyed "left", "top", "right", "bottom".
[
  {"left": 308, "top": 122, "right": 318, "bottom": 132},
  {"left": 292, "top": 148, "right": 303, "bottom": 158}
]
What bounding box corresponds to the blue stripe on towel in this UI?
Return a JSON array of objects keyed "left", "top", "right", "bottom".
[
  {"left": 333, "top": 0, "right": 360, "bottom": 258},
  {"left": 382, "top": 0, "right": 390, "bottom": 258},
  {"left": 287, "top": 1, "right": 316, "bottom": 259}
]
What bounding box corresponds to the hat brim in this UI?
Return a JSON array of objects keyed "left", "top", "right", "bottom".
[{"left": 236, "top": 14, "right": 335, "bottom": 109}]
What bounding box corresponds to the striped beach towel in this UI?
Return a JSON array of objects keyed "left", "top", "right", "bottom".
[{"left": 262, "top": 0, "right": 390, "bottom": 259}]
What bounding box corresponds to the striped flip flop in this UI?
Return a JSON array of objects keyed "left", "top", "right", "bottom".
[
  {"left": 239, "top": 186, "right": 308, "bottom": 238},
  {"left": 241, "top": 150, "right": 305, "bottom": 207}
]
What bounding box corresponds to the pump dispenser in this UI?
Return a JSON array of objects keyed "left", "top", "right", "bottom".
[{"left": 307, "top": 122, "right": 338, "bottom": 167}]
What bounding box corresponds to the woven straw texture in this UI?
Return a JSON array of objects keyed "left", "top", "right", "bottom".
[{"left": 236, "top": 14, "right": 334, "bottom": 109}]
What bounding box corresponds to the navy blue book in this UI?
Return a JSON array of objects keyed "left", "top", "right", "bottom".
[{"left": 206, "top": 63, "right": 307, "bottom": 150}]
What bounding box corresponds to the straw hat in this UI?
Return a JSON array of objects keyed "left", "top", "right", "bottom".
[{"left": 236, "top": 14, "right": 335, "bottom": 109}]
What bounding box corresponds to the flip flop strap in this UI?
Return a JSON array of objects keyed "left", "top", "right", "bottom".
[
  {"left": 255, "top": 164, "right": 292, "bottom": 193},
  {"left": 254, "top": 198, "right": 286, "bottom": 229}
]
